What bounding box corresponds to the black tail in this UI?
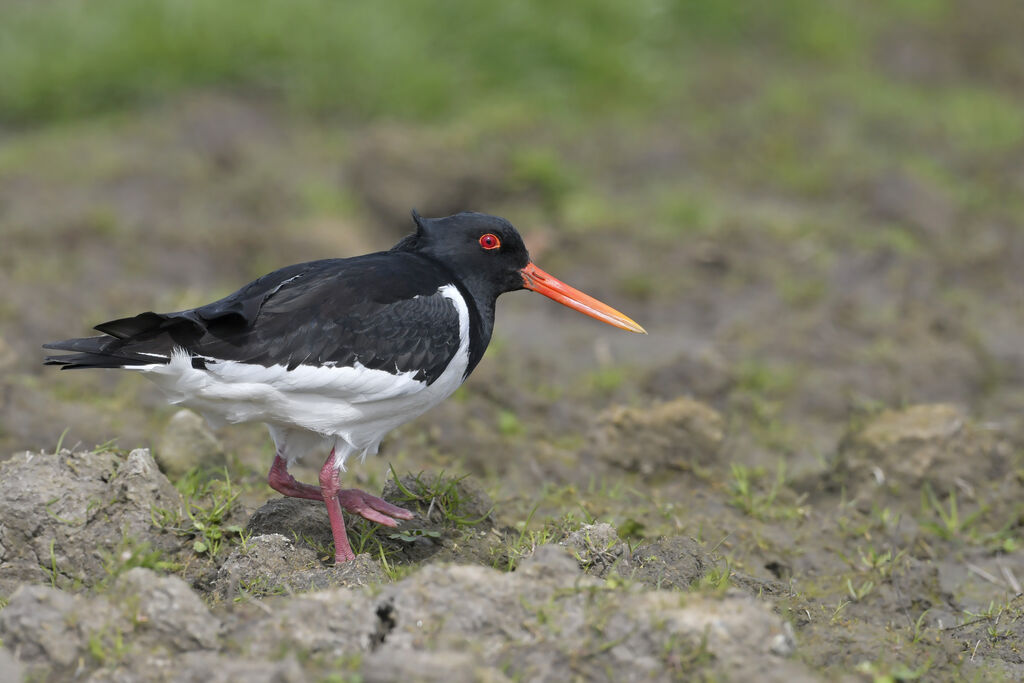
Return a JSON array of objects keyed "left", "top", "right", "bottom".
[
  {"left": 43, "top": 306, "right": 214, "bottom": 370},
  {"left": 45, "top": 292, "right": 254, "bottom": 370},
  {"left": 43, "top": 335, "right": 167, "bottom": 370}
]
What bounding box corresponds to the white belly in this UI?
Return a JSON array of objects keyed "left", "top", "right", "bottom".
[{"left": 134, "top": 285, "right": 471, "bottom": 469}]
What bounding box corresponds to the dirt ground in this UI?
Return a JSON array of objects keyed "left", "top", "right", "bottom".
[{"left": 3, "top": 10, "right": 1024, "bottom": 676}]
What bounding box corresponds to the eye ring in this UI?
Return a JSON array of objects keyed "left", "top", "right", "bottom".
[{"left": 479, "top": 233, "right": 501, "bottom": 250}]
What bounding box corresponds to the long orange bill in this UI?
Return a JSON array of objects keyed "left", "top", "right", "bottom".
[{"left": 520, "top": 262, "right": 647, "bottom": 334}]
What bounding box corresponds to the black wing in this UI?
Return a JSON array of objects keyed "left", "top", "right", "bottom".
[{"left": 44, "top": 252, "right": 464, "bottom": 384}]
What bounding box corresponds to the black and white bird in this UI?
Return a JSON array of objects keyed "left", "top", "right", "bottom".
[{"left": 44, "top": 211, "right": 645, "bottom": 563}]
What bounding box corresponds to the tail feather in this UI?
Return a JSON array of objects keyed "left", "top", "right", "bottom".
[
  {"left": 43, "top": 336, "right": 168, "bottom": 370},
  {"left": 93, "top": 311, "right": 176, "bottom": 339}
]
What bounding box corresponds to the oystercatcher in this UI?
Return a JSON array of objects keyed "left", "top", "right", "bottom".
[{"left": 44, "top": 211, "right": 645, "bottom": 563}]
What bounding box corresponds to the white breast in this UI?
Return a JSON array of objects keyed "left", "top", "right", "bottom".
[{"left": 135, "top": 284, "right": 471, "bottom": 468}]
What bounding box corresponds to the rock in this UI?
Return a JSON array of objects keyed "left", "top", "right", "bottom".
[
  {"left": 115, "top": 568, "right": 221, "bottom": 651},
  {"left": 155, "top": 409, "right": 226, "bottom": 478},
  {"left": 0, "top": 448, "right": 185, "bottom": 595},
  {"left": 215, "top": 534, "right": 386, "bottom": 599},
  {"left": 0, "top": 646, "right": 24, "bottom": 683},
  {"left": 226, "top": 586, "right": 375, "bottom": 659},
  {"left": 835, "top": 403, "right": 1010, "bottom": 499},
  {"left": 0, "top": 584, "right": 127, "bottom": 678},
  {"left": 0, "top": 585, "right": 85, "bottom": 671},
  {"left": 365, "top": 562, "right": 810, "bottom": 682},
  {"left": 3, "top": 557, "right": 814, "bottom": 682},
  {"left": 591, "top": 397, "right": 725, "bottom": 475},
  {"left": 361, "top": 650, "right": 510, "bottom": 683},
  {"left": 1, "top": 571, "right": 222, "bottom": 679},
  {"left": 87, "top": 652, "right": 307, "bottom": 683}
]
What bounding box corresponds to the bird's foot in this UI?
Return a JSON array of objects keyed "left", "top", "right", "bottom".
[{"left": 337, "top": 488, "right": 415, "bottom": 527}]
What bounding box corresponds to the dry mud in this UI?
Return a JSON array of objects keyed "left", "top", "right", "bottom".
[{"left": 3, "top": 82, "right": 1024, "bottom": 680}]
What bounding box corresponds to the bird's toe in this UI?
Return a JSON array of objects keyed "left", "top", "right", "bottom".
[{"left": 338, "top": 488, "right": 414, "bottom": 526}]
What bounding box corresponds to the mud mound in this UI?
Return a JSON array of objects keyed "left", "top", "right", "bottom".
[
  {"left": 245, "top": 497, "right": 335, "bottom": 552},
  {"left": 0, "top": 547, "right": 814, "bottom": 682},
  {"left": 833, "top": 403, "right": 1013, "bottom": 503},
  {"left": 560, "top": 523, "right": 709, "bottom": 589},
  {"left": 0, "top": 448, "right": 185, "bottom": 595},
  {"left": 214, "top": 534, "right": 386, "bottom": 600},
  {"left": 590, "top": 397, "right": 725, "bottom": 476}
]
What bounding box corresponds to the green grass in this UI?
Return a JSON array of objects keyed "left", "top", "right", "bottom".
[
  {"left": 0, "top": 0, "right": 947, "bottom": 126},
  {"left": 0, "top": 0, "right": 676, "bottom": 124},
  {"left": 727, "top": 462, "right": 807, "bottom": 521},
  {"left": 151, "top": 467, "right": 245, "bottom": 558},
  {"left": 101, "top": 536, "right": 181, "bottom": 581},
  {"left": 387, "top": 467, "right": 493, "bottom": 527}
]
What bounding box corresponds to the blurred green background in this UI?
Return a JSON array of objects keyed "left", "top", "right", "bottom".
[{"left": 2, "top": 0, "right": 1023, "bottom": 466}]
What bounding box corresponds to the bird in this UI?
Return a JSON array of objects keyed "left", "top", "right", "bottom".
[{"left": 44, "top": 211, "right": 646, "bottom": 563}]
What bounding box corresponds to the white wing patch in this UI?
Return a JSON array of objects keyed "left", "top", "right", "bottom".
[{"left": 133, "top": 284, "right": 471, "bottom": 469}]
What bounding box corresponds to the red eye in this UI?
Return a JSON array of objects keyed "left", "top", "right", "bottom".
[{"left": 479, "top": 233, "right": 501, "bottom": 250}]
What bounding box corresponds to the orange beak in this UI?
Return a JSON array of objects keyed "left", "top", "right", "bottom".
[{"left": 520, "top": 262, "right": 647, "bottom": 334}]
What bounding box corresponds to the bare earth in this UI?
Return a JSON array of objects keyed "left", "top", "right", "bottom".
[{"left": 2, "top": 82, "right": 1024, "bottom": 680}]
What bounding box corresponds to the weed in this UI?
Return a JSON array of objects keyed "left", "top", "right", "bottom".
[
  {"left": 387, "top": 467, "right": 492, "bottom": 527},
  {"left": 389, "top": 529, "right": 441, "bottom": 543},
  {"left": 152, "top": 467, "right": 244, "bottom": 558},
  {"left": 499, "top": 504, "right": 575, "bottom": 572},
  {"left": 53, "top": 426, "right": 70, "bottom": 454},
  {"left": 846, "top": 577, "right": 875, "bottom": 602},
  {"left": 911, "top": 610, "right": 931, "bottom": 645},
  {"left": 93, "top": 438, "right": 128, "bottom": 455},
  {"left": 101, "top": 536, "right": 181, "bottom": 581},
  {"left": 830, "top": 599, "right": 850, "bottom": 625},
  {"left": 727, "top": 462, "right": 806, "bottom": 521},
  {"left": 694, "top": 558, "right": 733, "bottom": 594},
  {"left": 87, "top": 626, "right": 128, "bottom": 664},
  {"left": 856, "top": 545, "right": 907, "bottom": 580},
  {"left": 235, "top": 577, "right": 289, "bottom": 600},
  {"left": 569, "top": 527, "right": 622, "bottom": 573},
  {"left": 377, "top": 543, "right": 416, "bottom": 582},
  {"left": 343, "top": 519, "right": 383, "bottom": 557},
  {"left": 919, "top": 485, "right": 985, "bottom": 543}
]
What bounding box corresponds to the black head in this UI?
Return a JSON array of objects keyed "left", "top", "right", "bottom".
[
  {"left": 393, "top": 210, "right": 647, "bottom": 334},
  {"left": 394, "top": 211, "right": 531, "bottom": 301}
]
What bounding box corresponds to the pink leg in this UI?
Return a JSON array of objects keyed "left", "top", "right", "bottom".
[
  {"left": 267, "top": 450, "right": 416, "bottom": 564},
  {"left": 319, "top": 449, "right": 356, "bottom": 563},
  {"left": 267, "top": 453, "right": 322, "bottom": 500}
]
